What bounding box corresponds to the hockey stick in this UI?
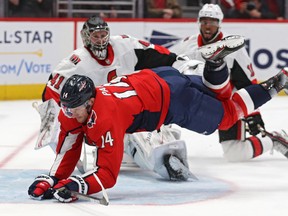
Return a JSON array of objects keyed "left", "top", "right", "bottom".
[
  {"left": 258, "top": 126, "right": 288, "bottom": 146},
  {"left": 67, "top": 174, "right": 109, "bottom": 205},
  {"left": 68, "top": 190, "right": 109, "bottom": 206},
  {"left": 68, "top": 174, "right": 109, "bottom": 205},
  {"left": 93, "top": 173, "right": 110, "bottom": 205},
  {"left": 242, "top": 117, "right": 288, "bottom": 146}
]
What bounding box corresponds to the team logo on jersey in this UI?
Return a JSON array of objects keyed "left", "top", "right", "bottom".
[
  {"left": 105, "top": 59, "right": 111, "bottom": 64},
  {"left": 107, "top": 69, "right": 117, "bottom": 82},
  {"left": 70, "top": 54, "right": 81, "bottom": 65},
  {"left": 145, "top": 30, "right": 181, "bottom": 48},
  {"left": 87, "top": 110, "right": 97, "bottom": 128}
]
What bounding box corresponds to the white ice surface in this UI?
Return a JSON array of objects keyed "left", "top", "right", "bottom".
[{"left": 0, "top": 96, "right": 288, "bottom": 216}]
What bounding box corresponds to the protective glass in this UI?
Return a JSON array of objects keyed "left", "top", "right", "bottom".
[{"left": 61, "top": 100, "right": 89, "bottom": 118}]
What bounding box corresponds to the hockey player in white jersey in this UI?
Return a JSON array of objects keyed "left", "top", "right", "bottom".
[
  {"left": 35, "top": 16, "right": 195, "bottom": 181},
  {"left": 170, "top": 3, "right": 288, "bottom": 161}
]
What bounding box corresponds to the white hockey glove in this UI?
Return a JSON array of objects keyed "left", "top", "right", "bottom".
[
  {"left": 33, "top": 99, "right": 60, "bottom": 151},
  {"left": 172, "top": 54, "right": 204, "bottom": 75}
]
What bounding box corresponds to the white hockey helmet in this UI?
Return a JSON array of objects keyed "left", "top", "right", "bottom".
[{"left": 198, "top": 4, "right": 224, "bottom": 26}]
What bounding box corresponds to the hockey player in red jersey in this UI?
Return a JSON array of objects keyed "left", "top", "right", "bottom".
[
  {"left": 28, "top": 36, "right": 288, "bottom": 202},
  {"left": 36, "top": 16, "right": 193, "bottom": 181},
  {"left": 170, "top": 3, "right": 288, "bottom": 161}
]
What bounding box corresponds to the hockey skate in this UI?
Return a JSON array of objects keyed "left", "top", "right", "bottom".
[
  {"left": 271, "top": 130, "right": 288, "bottom": 158},
  {"left": 260, "top": 67, "right": 288, "bottom": 96},
  {"left": 199, "top": 35, "right": 245, "bottom": 62},
  {"left": 163, "top": 154, "right": 198, "bottom": 181}
]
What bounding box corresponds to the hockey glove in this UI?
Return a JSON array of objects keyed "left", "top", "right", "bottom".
[
  {"left": 245, "top": 113, "right": 265, "bottom": 136},
  {"left": 52, "top": 175, "right": 88, "bottom": 203},
  {"left": 28, "top": 174, "right": 58, "bottom": 200}
]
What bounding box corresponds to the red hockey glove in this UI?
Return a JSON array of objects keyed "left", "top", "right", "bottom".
[
  {"left": 52, "top": 175, "right": 88, "bottom": 203},
  {"left": 28, "top": 174, "right": 58, "bottom": 200}
]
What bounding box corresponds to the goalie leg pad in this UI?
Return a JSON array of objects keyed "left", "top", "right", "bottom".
[
  {"left": 152, "top": 140, "right": 197, "bottom": 181},
  {"left": 123, "top": 125, "right": 182, "bottom": 170},
  {"left": 163, "top": 154, "right": 198, "bottom": 181}
]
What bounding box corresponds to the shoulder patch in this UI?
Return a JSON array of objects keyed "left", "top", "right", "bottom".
[{"left": 70, "top": 54, "right": 81, "bottom": 65}]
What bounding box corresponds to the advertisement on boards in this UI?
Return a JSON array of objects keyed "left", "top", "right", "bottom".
[{"left": 0, "top": 21, "right": 74, "bottom": 85}]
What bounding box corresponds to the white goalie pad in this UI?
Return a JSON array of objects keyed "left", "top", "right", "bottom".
[
  {"left": 33, "top": 99, "right": 60, "bottom": 151},
  {"left": 152, "top": 140, "right": 189, "bottom": 179},
  {"left": 123, "top": 125, "right": 193, "bottom": 180},
  {"left": 123, "top": 125, "right": 180, "bottom": 169}
]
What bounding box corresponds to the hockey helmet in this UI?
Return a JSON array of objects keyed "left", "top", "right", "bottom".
[
  {"left": 198, "top": 4, "right": 224, "bottom": 43},
  {"left": 81, "top": 16, "right": 110, "bottom": 60},
  {"left": 198, "top": 4, "right": 224, "bottom": 25},
  {"left": 60, "top": 75, "right": 96, "bottom": 110}
]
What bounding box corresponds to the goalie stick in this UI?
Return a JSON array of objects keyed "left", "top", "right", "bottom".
[{"left": 67, "top": 190, "right": 109, "bottom": 205}]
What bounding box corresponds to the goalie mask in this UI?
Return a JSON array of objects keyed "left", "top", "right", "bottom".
[
  {"left": 81, "top": 16, "right": 110, "bottom": 60},
  {"left": 198, "top": 4, "right": 224, "bottom": 43},
  {"left": 60, "top": 75, "right": 96, "bottom": 117}
]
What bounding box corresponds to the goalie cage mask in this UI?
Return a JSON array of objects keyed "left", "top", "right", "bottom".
[{"left": 81, "top": 16, "right": 110, "bottom": 60}]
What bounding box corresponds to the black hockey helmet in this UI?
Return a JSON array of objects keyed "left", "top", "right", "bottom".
[
  {"left": 60, "top": 75, "right": 96, "bottom": 109},
  {"left": 80, "top": 16, "right": 110, "bottom": 60}
]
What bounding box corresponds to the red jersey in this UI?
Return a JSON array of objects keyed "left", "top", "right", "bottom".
[{"left": 49, "top": 69, "right": 170, "bottom": 194}]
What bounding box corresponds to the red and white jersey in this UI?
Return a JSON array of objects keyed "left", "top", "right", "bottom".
[
  {"left": 170, "top": 32, "right": 257, "bottom": 90},
  {"left": 43, "top": 35, "right": 176, "bottom": 104},
  {"left": 49, "top": 69, "right": 170, "bottom": 194}
]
